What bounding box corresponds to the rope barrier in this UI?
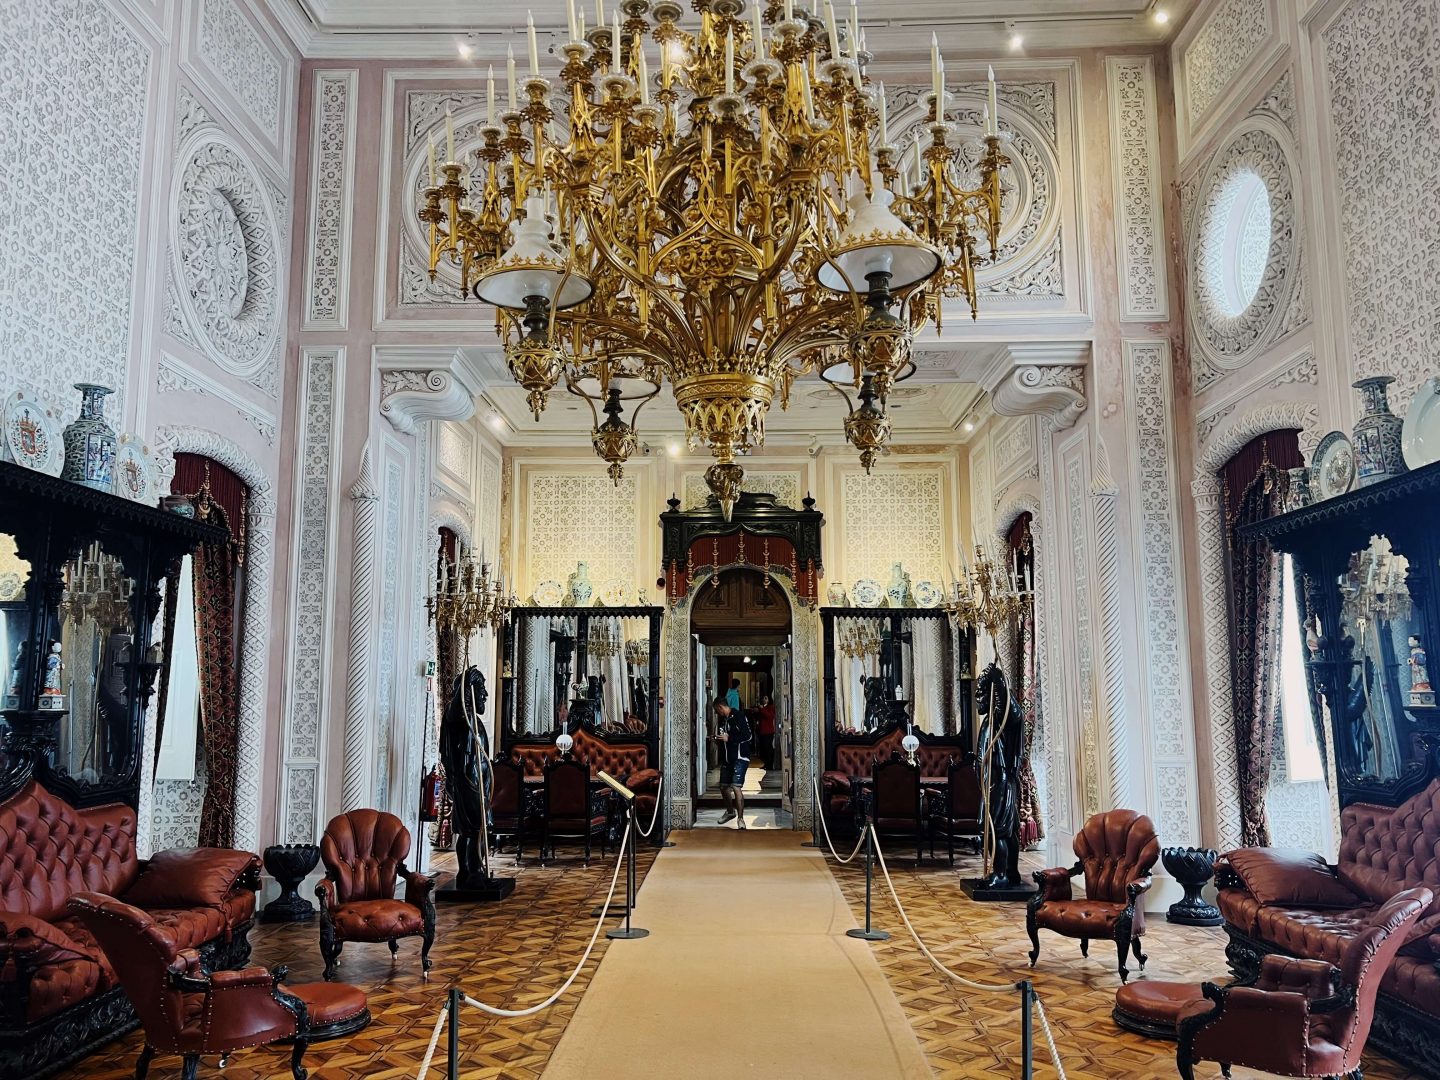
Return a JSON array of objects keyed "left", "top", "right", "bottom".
[
  {"left": 865, "top": 825, "right": 1067, "bottom": 1079},
  {"left": 633, "top": 776, "right": 665, "bottom": 838},
  {"left": 810, "top": 776, "right": 869, "bottom": 865},
  {"left": 414, "top": 1004, "right": 448, "bottom": 1079}
]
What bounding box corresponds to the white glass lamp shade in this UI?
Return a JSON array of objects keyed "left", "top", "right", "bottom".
[
  {"left": 555, "top": 732, "right": 575, "bottom": 755},
  {"left": 818, "top": 182, "right": 942, "bottom": 294},
  {"left": 475, "top": 196, "right": 594, "bottom": 311},
  {"left": 901, "top": 733, "right": 920, "bottom": 756}
]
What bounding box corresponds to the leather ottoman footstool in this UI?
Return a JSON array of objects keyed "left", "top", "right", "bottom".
[
  {"left": 289, "top": 980, "right": 372, "bottom": 1041},
  {"left": 1112, "top": 980, "right": 1203, "bottom": 1040}
]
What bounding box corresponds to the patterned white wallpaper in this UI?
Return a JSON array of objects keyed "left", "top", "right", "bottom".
[
  {"left": 681, "top": 470, "right": 801, "bottom": 511},
  {"left": 0, "top": 0, "right": 150, "bottom": 420},
  {"left": 523, "top": 471, "right": 641, "bottom": 595},
  {"left": 838, "top": 467, "right": 946, "bottom": 585}
]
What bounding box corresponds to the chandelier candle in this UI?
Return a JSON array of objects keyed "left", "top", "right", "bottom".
[{"left": 416, "top": 0, "right": 1009, "bottom": 518}]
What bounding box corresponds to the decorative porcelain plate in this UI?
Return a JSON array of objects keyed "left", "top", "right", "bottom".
[
  {"left": 1313, "top": 430, "right": 1356, "bottom": 500},
  {"left": 852, "top": 579, "right": 883, "bottom": 607},
  {"left": 113, "top": 434, "right": 156, "bottom": 502},
  {"left": 913, "top": 580, "right": 944, "bottom": 608},
  {"left": 599, "top": 578, "right": 630, "bottom": 606},
  {"left": 2, "top": 392, "right": 63, "bottom": 476},
  {"left": 532, "top": 580, "right": 564, "bottom": 607},
  {"left": 1403, "top": 376, "right": 1440, "bottom": 469}
]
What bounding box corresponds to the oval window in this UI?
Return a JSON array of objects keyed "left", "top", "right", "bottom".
[{"left": 1213, "top": 170, "right": 1271, "bottom": 316}]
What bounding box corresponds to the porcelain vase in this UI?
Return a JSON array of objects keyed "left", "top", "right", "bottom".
[
  {"left": 61, "top": 383, "right": 117, "bottom": 492},
  {"left": 1283, "top": 466, "right": 1313, "bottom": 512},
  {"left": 1351, "top": 376, "right": 1408, "bottom": 487},
  {"left": 567, "top": 562, "right": 593, "bottom": 606}
]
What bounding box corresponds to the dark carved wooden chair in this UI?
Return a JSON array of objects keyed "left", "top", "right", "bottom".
[
  {"left": 542, "top": 758, "right": 609, "bottom": 865},
  {"left": 928, "top": 755, "right": 983, "bottom": 865},
  {"left": 870, "top": 755, "right": 924, "bottom": 864},
  {"left": 316, "top": 810, "right": 436, "bottom": 981},
  {"left": 1027, "top": 808, "right": 1158, "bottom": 982},
  {"left": 489, "top": 757, "right": 532, "bottom": 863}
]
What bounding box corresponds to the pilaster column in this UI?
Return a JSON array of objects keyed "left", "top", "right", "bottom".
[{"left": 341, "top": 446, "right": 381, "bottom": 811}]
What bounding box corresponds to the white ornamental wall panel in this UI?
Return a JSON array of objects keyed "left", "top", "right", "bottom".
[
  {"left": 1322, "top": 0, "right": 1440, "bottom": 413},
  {"left": 436, "top": 421, "right": 475, "bottom": 493},
  {"left": 279, "top": 349, "right": 343, "bottom": 843},
  {"left": 838, "top": 467, "right": 946, "bottom": 585},
  {"left": 1106, "top": 57, "right": 1169, "bottom": 322},
  {"left": 302, "top": 70, "right": 357, "bottom": 330},
  {"left": 374, "top": 450, "right": 406, "bottom": 812},
  {"left": 1179, "top": 0, "right": 1274, "bottom": 142},
  {"left": 1124, "top": 339, "right": 1200, "bottom": 844},
  {"left": 0, "top": 0, "right": 151, "bottom": 421},
  {"left": 970, "top": 442, "right": 993, "bottom": 540},
  {"left": 1060, "top": 441, "right": 1102, "bottom": 819},
  {"left": 523, "top": 471, "right": 640, "bottom": 595},
  {"left": 479, "top": 448, "right": 502, "bottom": 559},
  {"left": 155, "top": 353, "right": 278, "bottom": 444}
]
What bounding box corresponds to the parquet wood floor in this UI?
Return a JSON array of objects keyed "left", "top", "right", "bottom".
[
  {"left": 71, "top": 846, "right": 656, "bottom": 1080},
  {"left": 827, "top": 845, "right": 1419, "bottom": 1080}
]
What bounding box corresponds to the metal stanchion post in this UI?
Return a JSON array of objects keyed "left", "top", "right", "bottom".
[
  {"left": 846, "top": 825, "right": 889, "bottom": 942},
  {"left": 446, "top": 987, "right": 460, "bottom": 1080},
  {"left": 607, "top": 801, "right": 650, "bottom": 940},
  {"left": 1018, "top": 980, "right": 1034, "bottom": 1080}
]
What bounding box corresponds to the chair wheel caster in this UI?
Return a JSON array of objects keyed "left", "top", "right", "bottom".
[{"left": 219, "top": 1055, "right": 230, "bottom": 1069}]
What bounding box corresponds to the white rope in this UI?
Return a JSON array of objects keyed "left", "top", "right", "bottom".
[
  {"left": 867, "top": 825, "right": 1067, "bottom": 1079},
  {"left": 413, "top": 1004, "right": 448, "bottom": 1079},
  {"left": 633, "top": 776, "right": 665, "bottom": 838},
  {"left": 461, "top": 819, "right": 633, "bottom": 1018},
  {"left": 810, "top": 776, "right": 870, "bottom": 865}
]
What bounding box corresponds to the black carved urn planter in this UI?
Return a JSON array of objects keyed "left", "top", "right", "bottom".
[
  {"left": 1161, "top": 846, "right": 1223, "bottom": 926},
  {"left": 262, "top": 843, "right": 321, "bottom": 923}
]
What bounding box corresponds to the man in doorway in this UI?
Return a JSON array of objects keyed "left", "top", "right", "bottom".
[
  {"left": 726, "top": 678, "right": 742, "bottom": 713},
  {"left": 713, "top": 695, "right": 751, "bottom": 828}
]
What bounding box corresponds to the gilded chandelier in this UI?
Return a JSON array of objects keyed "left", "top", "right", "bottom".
[
  {"left": 428, "top": 551, "right": 516, "bottom": 640},
  {"left": 417, "top": 0, "right": 1010, "bottom": 517}
]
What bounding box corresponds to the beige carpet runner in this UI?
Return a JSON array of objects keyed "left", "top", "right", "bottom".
[{"left": 542, "top": 829, "right": 932, "bottom": 1078}]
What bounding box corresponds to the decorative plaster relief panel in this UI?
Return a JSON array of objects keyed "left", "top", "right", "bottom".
[
  {"left": 523, "top": 471, "right": 640, "bottom": 594},
  {"left": 1062, "top": 444, "right": 1102, "bottom": 819},
  {"left": 1323, "top": 0, "right": 1440, "bottom": 413},
  {"left": 374, "top": 454, "right": 405, "bottom": 812},
  {"left": 167, "top": 115, "right": 285, "bottom": 397},
  {"left": 681, "top": 470, "right": 801, "bottom": 511},
  {"left": 436, "top": 422, "right": 475, "bottom": 491},
  {"left": 1182, "top": 0, "right": 1272, "bottom": 132},
  {"left": 155, "top": 354, "right": 278, "bottom": 443},
  {"left": 303, "top": 70, "right": 357, "bottom": 330},
  {"left": 970, "top": 443, "right": 993, "bottom": 539},
  {"left": 280, "top": 350, "right": 341, "bottom": 844},
  {"left": 190, "top": 0, "right": 287, "bottom": 158},
  {"left": 1106, "top": 57, "right": 1169, "bottom": 321},
  {"left": 992, "top": 416, "right": 1039, "bottom": 500},
  {"left": 0, "top": 0, "right": 150, "bottom": 420},
  {"left": 839, "top": 467, "right": 945, "bottom": 584}
]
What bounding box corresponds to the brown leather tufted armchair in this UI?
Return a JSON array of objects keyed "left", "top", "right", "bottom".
[
  {"left": 1027, "top": 808, "right": 1159, "bottom": 982},
  {"left": 67, "top": 892, "right": 369, "bottom": 1080},
  {"left": 1176, "top": 886, "right": 1433, "bottom": 1080},
  {"left": 316, "top": 811, "right": 436, "bottom": 982}
]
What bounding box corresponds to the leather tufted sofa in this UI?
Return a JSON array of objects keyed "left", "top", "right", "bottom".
[
  {"left": 509, "top": 728, "right": 661, "bottom": 825},
  {"left": 821, "top": 730, "right": 961, "bottom": 834},
  {"left": 1026, "top": 808, "right": 1159, "bottom": 982},
  {"left": 0, "top": 779, "right": 259, "bottom": 1079},
  {"left": 1216, "top": 778, "right": 1440, "bottom": 1076}
]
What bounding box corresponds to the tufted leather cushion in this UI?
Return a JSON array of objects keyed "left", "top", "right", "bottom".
[
  {"left": 1253, "top": 905, "right": 1375, "bottom": 966},
  {"left": 1114, "top": 979, "right": 1202, "bottom": 1029},
  {"left": 330, "top": 900, "right": 424, "bottom": 941},
  {"left": 290, "top": 979, "right": 368, "bottom": 1028},
  {"left": 1226, "top": 848, "right": 1363, "bottom": 909},
  {"left": 0, "top": 781, "right": 138, "bottom": 920},
  {"left": 572, "top": 729, "right": 647, "bottom": 779},
  {"left": 124, "top": 848, "right": 260, "bottom": 912},
  {"left": 1384, "top": 950, "right": 1440, "bottom": 1011},
  {"left": 320, "top": 810, "right": 411, "bottom": 905},
  {"left": 1073, "top": 809, "right": 1160, "bottom": 903},
  {"left": 1257, "top": 954, "right": 1343, "bottom": 998},
  {"left": 833, "top": 733, "right": 952, "bottom": 777},
  {"left": 1034, "top": 899, "right": 1126, "bottom": 936},
  {"left": 0, "top": 911, "right": 104, "bottom": 1021},
  {"left": 1337, "top": 783, "right": 1440, "bottom": 910},
  {"left": 1217, "top": 885, "right": 1266, "bottom": 934},
  {"left": 626, "top": 768, "right": 660, "bottom": 793}
]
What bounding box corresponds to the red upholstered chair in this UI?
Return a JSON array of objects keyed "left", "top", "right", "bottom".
[
  {"left": 489, "top": 757, "right": 533, "bottom": 863},
  {"left": 1026, "top": 808, "right": 1159, "bottom": 982},
  {"left": 927, "top": 755, "right": 982, "bottom": 865},
  {"left": 542, "top": 758, "right": 609, "bottom": 864},
  {"left": 1176, "top": 886, "right": 1433, "bottom": 1080},
  {"left": 871, "top": 755, "right": 924, "bottom": 864},
  {"left": 67, "top": 892, "right": 368, "bottom": 1080},
  {"left": 316, "top": 810, "right": 436, "bottom": 981}
]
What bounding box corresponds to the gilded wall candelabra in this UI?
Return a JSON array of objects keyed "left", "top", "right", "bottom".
[
  {"left": 944, "top": 544, "right": 1031, "bottom": 637},
  {"left": 427, "top": 551, "right": 515, "bottom": 642}
]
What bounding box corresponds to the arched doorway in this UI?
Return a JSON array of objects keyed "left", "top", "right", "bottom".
[{"left": 689, "top": 568, "right": 792, "bottom": 826}]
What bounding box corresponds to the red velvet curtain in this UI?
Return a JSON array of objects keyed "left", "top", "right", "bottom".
[
  {"left": 170, "top": 454, "right": 246, "bottom": 848},
  {"left": 1221, "top": 432, "right": 1303, "bottom": 847},
  {"left": 1005, "top": 513, "right": 1043, "bottom": 845}
]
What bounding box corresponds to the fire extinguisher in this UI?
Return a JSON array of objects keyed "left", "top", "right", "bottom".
[{"left": 419, "top": 764, "right": 444, "bottom": 822}]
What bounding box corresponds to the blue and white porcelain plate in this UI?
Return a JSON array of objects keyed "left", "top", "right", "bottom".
[
  {"left": 852, "top": 579, "right": 883, "bottom": 607},
  {"left": 913, "top": 580, "right": 944, "bottom": 608},
  {"left": 1313, "top": 430, "right": 1355, "bottom": 500}
]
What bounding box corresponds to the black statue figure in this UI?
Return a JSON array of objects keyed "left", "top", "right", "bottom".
[
  {"left": 971, "top": 662, "right": 1027, "bottom": 895},
  {"left": 861, "top": 674, "right": 888, "bottom": 730},
  {"left": 438, "top": 667, "right": 491, "bottom": 887}
]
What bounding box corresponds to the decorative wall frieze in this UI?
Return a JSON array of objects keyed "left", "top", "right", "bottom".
[
  {"left": 1106, "top": 56, "right": 1170, "bottom": 322},
  {"left": 982, "top": 343, "right": 1090, "bottom": 430},
  {"left": 340, "top": 446, "right": 380, "bottom": 812},
  {"left": 155, "top": 354, "right": 278, "bottom": 443},
  {"left": 1179, "top": 0, "right": 1273, "bottom": 137},
  {"left": 377, "top": 347, "right": 485, "bottom": 434},
  {"left": 523, "top": 470, "right": 640, "bottom": 595},
  {"left": 1124, "top": 339, "right": 1199, "bottom": 845},
  {"left": 1194, "top": 349, "right": 1318, "bottom": 445},
  {"left": 303, "top": 70, "right": 357, "bottom": 330},
  {"left": 152, "top": 425, "right": 277, "bottom": 855},
  {"left": 279, "top": 349, "right": 343, "bottom": 843}
]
